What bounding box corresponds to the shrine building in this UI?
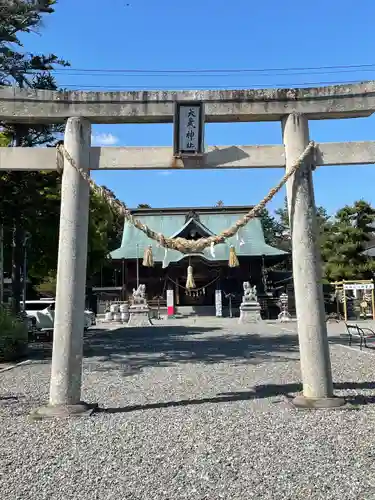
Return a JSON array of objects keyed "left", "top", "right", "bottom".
[{"left": 107, "top": 205, "right": 289, "bottom": 317}]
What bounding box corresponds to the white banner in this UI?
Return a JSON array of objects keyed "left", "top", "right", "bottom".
[
  {"left": 178, "top": 105, "right": 201, "bottom": 152},
  {"left": 343, "top": 283, "right": 374, "bottom": 290},
  {"left": 215, "top": 290, "right": 222, "bottom": 317},
  {"left": 167, "top": 289, "right": 174, "bottom": 307},
  {"left": 167, "top": 289, "right": 174, "bottom": 316}
]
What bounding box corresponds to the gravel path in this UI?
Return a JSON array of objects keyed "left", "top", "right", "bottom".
[{"left": 1, "top": 319, "right": 375, "bottom": 500}]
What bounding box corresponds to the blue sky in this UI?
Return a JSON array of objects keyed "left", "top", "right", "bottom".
[{"left": 23, "top": 0, "right": 375, "bottom": 216}]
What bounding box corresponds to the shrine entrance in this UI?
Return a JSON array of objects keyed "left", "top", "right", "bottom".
[{"left": 1, "top": 81, "right": 375, "bottom": 417}]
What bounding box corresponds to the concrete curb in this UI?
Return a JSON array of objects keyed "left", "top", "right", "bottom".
[{"left": 0, "top": 359, "right": 32, "bottom": 373}]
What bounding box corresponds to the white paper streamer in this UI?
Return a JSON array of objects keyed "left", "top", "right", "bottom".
[
  {"left": 237, "top": 229, "right": 245, "bottom": 247},
  {"left": 162, "top": 248, "right": 168, "bottom": 268},
  {"left": 210, "top": 241, "right": 216, "bottom": 258}
]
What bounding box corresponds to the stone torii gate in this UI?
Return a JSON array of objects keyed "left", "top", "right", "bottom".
[{"left": 2, "top": 82, "right": 375, "bottom": 417}]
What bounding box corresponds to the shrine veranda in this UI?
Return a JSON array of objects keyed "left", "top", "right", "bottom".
[{"left": 1, "top": 81, "right": 375, "bottom": 417}]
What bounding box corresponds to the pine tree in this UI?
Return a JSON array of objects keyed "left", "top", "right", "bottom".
[
  {"left": 0, "top": 2, "right": 126, "bottom": 311},
  {"left": 275, "top": 196, "right": 330, "bottom": 241},
  {"left": 0, "top": 1, "right": 68, "bottom": 312},
  {"left": 258, "top": 208, "right": 284, "bottom": 246},
  {"left": 321, "top": 200, "right": 375, "bottom": 281}
]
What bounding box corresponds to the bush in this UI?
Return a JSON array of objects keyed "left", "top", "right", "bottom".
[{"left": 0, "top": 306, "right": 28, "bottom": 362}]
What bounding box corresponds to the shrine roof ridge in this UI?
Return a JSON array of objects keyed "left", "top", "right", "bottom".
[
  {"left": 1, "top": 81, "right": 375, "bottom": 123},
  {"left": 130, "top": 205, "right": 255, "bottom": 215}
]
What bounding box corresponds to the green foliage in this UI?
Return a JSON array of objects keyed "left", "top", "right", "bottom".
[
  {"left": 0, "top": 132, "right": 9, "bottom": 146},
  {"left": 263, "top": 197, "right": 375, "bottom": 283},
  {"left": 0, "top": 0, "right": 68, "bottom": 88},
  {"left": 87, "top": 191, "right": 125, "bottom": 277},
  {"left": 0, "top": 306, "right": 28, "bottom": 361},
  {"left": 0, "top": 170, "right": 61, "bottom": 279},
  {"left": 0, "top": 1, "right": 68, "bottom": 311},
  {"left": 1, "top": 172, "right": 125, "bottom": 282},
  {"left": 0, "top": 1, "right": 124, "bottom": 303},
  {"left": 258, "top": 208, "right": 284, "bottom": 246},
  {"left": 275, "top": 196, "right": 330, "bottom": 237},
  {"left": 321, "top": 200, "right": 375, "bottom": 281},
  {"left": 269, "top": 197, "right": 375, "bottom": 281},
  {"left": 35, "top": 273, "right": 56, "bottom": 297},
  {"left": 274, "top": 198, "right": 290, "bottom": 231}
]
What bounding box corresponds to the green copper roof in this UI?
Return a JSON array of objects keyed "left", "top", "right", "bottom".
[{"left": 110, "top": 209, "right": 287, "bottom": 265}]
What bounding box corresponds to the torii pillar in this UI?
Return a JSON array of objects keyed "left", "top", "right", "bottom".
[
  {"left": 32, "top": 117, "right": 96, "bottom": 419},
  {"left": 282, "top": 113, "right": 345, "bottom": 409}
]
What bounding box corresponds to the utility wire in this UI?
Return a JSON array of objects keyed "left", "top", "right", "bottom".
[
  {"left": 45, "top": 62, "right": 375, "bottom": 74},
  {"left": 19, "top": 61, "right": 375, "bottom": 91},
  {"left": 57, "top": 79, "right": 369, "bottom": 90},
  {"left": 45, "top": 68, "right": 375, "bottom": 78}
]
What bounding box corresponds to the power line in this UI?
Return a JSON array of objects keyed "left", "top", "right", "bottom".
[
  {"left": 45, "top": 68, "right": 375, "bottom": 78},
  {"left": 58, "top": 79, "right": 368, "bottom": 90},
  {"left": 46, "top": 62, "right": 375, "bottom": 74}
]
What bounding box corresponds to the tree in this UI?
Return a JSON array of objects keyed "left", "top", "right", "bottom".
[
  {"left": 321, "top": 200, "right": 375, "bottom": 281},
  {"left": 1, "top": 170, "right": 125, "bottom": 278},
  {"left": 0, "top": 1, "right": 68, "bottom": 312},
  {"left": 137, "top": 203, "right": 151, "bottom": 209},
  {"left": 87, "top": 191, "right": 124, "bottom": 277},
  {"left": 34, "top": 190, "right": 125, "bottom": 296},
  {"left": 275, "top": 196, "right": 330, "bottom": 244},
  {"left": 0, "top": 1, "right": 68, "bottom": 88},
  {"left": 268, "top": 197, "right": 331, "bottom": 271},
  {"left": 0, "top": 132, "right": 9, "bottom": 146},
  {"left": 0, "top": 2, "right": 126, "bottom": 309},
  {"left": 215, "top": 200, "right": 224, "bottom": 207},
  {"left": 258, "top": 208, "right": 284, "bottom": 246}
]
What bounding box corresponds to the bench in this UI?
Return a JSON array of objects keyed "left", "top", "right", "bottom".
[{"left": 345, "top": 323, "right": 375, "bottom": 350}]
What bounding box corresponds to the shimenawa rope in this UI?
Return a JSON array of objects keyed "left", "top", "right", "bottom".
[{"left": 56, "top": 141, "right": 315, "bottom": 254}]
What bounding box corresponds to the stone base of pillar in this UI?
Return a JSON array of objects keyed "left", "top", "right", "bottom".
[
  {"left": 30, "top": 402, "right": 98, "bottom": 420},
  {"left": 127, "top": 305, "right": 153, "bottom": 327},
  {"left": 238, "top": 301, "right": 262, "bottom": 324},
  {"left": 291, "top": 395, "right": 347, "bottom": 410}
]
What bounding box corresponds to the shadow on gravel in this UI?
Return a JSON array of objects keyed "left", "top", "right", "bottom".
[
  {"left": 27, "top": 326, "right": 300, "bottom": 375},
  {"left": 329, "top": 335, "right": 375, "bottom": 351},
  {"left": 96, "top": 381, "right": 375, "bottom": 414}
]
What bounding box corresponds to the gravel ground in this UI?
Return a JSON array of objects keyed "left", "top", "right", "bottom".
[{"left": 2, "top": 319, "right": 375, "bottom": 500}]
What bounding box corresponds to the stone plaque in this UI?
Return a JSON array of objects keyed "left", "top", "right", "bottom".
[{"left": 174, "top": 102, "right": 205, "bottom": 155}]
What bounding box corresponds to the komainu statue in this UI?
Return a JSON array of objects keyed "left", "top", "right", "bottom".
[
  {"left": 239, "top": 281, "right": 262, "bottom": 324},
  {"left": 128, "top": 283, "right": 152, "bottom": 327},
  {"left": 243, "top": 282, "right": 257, "bottom": 301},
  {"left": 132, "top": 284, "right": 146, "bottom": 300}
]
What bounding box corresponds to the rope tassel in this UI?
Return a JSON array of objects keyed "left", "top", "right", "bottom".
[
  {"left": 228, "top": 246, "right": 240, "bottom": 268},
  {"left": 142, "top": 245, "right": 154, "bottom": 267},
  {"left": 186, "top": 265, "right": 196, "bottom": 290}
]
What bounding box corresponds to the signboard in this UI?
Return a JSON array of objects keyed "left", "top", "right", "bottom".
[
  {"left": 173, "top": 102, "right": 205, "bottom": 156},
  {"left": 343, "top": 283, "right": 374, "bottom": 291},
  {"left": 215, "top": 290, "right": 222, "bottom": 317},
  {"left": 167, "top": 289, "right": 174, "bottom": 316}
]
